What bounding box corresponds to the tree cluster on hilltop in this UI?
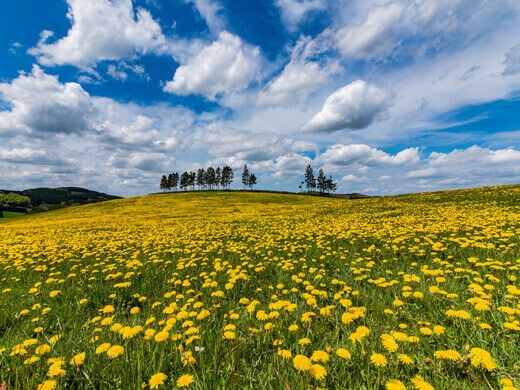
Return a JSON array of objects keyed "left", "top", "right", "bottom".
[
  {"left": 241, "top": 164, "right": 257, "bottom": 190},
  {"left": 301, "top": 165, "right": 337, "bottom": 194},
  {"left": 160, "top": 166, "right": 234, "bottom": 192}
]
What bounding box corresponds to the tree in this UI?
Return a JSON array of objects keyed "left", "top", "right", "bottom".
[
  {"left": 160, "top": 175, "right": 168, "bottom": 192},
  {"left": 172, "top": 172, "right": 179, "bottom": 191},
  {"left": 241, "top": 164, "right": 250, "bottom": 189},
  {"left": 167, "top": 173, "right": 174, "bottom": 192},
  {"left": 221, "top": 166, "right": 234, "bottom": 189},
  {"left": 206, "top": 167, "right": 216, "bottom": 190},
  {"left": 215, "top": 167, "right": 222, "bottom": 190},
  {"left": 180, "top": 172, "right": 189, "bottom": 191},
  {"left": 317, "top": 168, "right": 326, "bottom": 193},
  {"left": 304, "top": 165, "right": 316, "bottom": 192},
  {"left": 188, "top": 171, "right": 196, "bottom": 190},
  {"left": 325, "top": 175, "right": 337, "bottom": 193},
  {"left": 196, "top": 168, "right": 206, "bottom": 190},
  {"left": 249, "top": 173, "right": 257, "bottom": 190}
]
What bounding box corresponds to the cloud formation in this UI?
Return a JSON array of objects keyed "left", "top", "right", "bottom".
[
  {"left": 164, "top": 32, "right": 261, "bottom": 100},
  {"left": 0, "top": 65, "right": 96, "bottom": 137},
  {"left": 29, "top": 0, "right": 166, "bottom": 68},
  {"left": 319, "top": 143, "right": 420, "bottom": 167},
  {"left": 300, "top": 80, "right": 392, "bottom": 133}
]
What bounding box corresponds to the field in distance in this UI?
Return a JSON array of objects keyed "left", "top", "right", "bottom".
[{"left": 0, "top": 186, "right": 519, "bottom": 389}]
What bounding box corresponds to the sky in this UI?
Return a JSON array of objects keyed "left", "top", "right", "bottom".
[{"left": 0, "top": 0, "right": 519, "bottom": 197}]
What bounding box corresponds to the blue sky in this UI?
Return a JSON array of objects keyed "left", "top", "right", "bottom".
[{"left": 0, "top": 0, "right": 519, "bottom": 196}]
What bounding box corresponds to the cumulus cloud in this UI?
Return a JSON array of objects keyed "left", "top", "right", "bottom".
[
  {"left": 0, "top": 147, "right": 72, "bottom": 166},
  {"left": 0, "top": 65, "right": 96, "bottom": 137},
  {"left": 275, "top": 0, "right": 328, "bottom": 31},
  {"left": 256, "top": 36, "right": 339, "bottom": 107},
  {"left": 300, "top": 80, "right": 392, "bottom": 133},
  {"left": 319, "top": 143, "right": 420, "bottom": 167},
  {"left": 335, "top": 2, "right": 405, "bottom": 60},
  {"left": 163, "top": 32, "right": 261, "bottom": 100},
  {"left": 29, "top": 0, "right": 166, "bottom": 68},
  {"left": 407, "top": 146, "right": 520, "bottom": 180}
]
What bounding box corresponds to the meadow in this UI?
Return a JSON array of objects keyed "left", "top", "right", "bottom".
[{"left": 0, "top": 186, "right": 519, "bottom": 389}]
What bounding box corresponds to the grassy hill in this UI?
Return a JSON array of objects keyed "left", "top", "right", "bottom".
[
  {"left": 0, "top": 185, "right": 519, "bottom": 389},
  {"left": 0, "top": 187, "right": 120, "bottom": 217}
]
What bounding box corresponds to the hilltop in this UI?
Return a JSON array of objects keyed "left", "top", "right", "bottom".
[{"left": 0, "top": 187, "right": 120, "bottom": 216}]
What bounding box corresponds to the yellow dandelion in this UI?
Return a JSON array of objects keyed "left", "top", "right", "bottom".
[
  {"left": 278, "top": 349, "right": 292, "bottom": 359},
  {"left": 385, "top": 379, "right": 406, "bottom": 390},
  {"left": 70, "top": 352, "right": 86, "bottom": 366},
  {"left": 336, "top": 348, "right": 351, "bottom": 360},
  {"left": 293, "top": 355, "right": 311, "bottom": 371},
  {"left": 95, "top": 343, "right": 111, "bottom": 354},
  {"left": 37, "top": 381, "right": 57, "bottom": 390},
  {"left": 309, "top": 364, "right": 327, "bottom": 380},
  {"left": 310, "top": 350, "right": 329, "bottom": 363},
  {"left": 434, "top": 350, "right": 461, "bottom": 361},
  {"left": 370, "top": 353, "right": 387, "bottom": 367},
  {"left": 177, "top": 374, "right": 194, "bottom": 388},
  {"left": 106, "top": 345, "right": 125, "bottom": 358},
  {"left": 149, "top": 372, "right": 167, "bottom": 389}
]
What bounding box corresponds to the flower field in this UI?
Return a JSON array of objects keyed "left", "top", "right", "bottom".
[{"left": 0, "top": 186, "right": 519, "bottom": 389}]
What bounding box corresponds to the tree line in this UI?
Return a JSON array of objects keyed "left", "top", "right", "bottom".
[
  {"left": 301, "top": 165, "right": 337, "bottom": 194},
  {"left": 160, "top": 166, "right": 236, "bottom": 192}
]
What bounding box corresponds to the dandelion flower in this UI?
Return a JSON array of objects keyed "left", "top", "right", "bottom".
[
  {"left": 310, "top": 350, "right": 329, "bottom": 363},
  {"left": 293, "top": 355, "right": 311, "bottom": 371},
  {"left": 370, "top": 353, "right": 387, "bottom": 367},
  {"left": 149, "top": 372, "right": 167, "bottom": 389},
  {"left": 176, "top": 374, "right": 194, "bottom": 388},
  {"left": 106, "top": 345, "right": 124, "bottom": 358},
  {"left": 309, "top": 364, "right": 327, "bottom": 380},
  {"left": 70, "top": 352, "right": 86, "bottom": 366},
  {"left": 37, "top": 381, "right": 57, "bottom": 390},
  {"left": 434, "top": 350, "right": 461, "bottom": 361},
  {"left": 95, "top": 343, "right": 111, "bottom": 354},
  {"left": 385, "top": 379, "right": 406, "bottom": 390},
  {"left": 336, "top": 348, "right": 351, "bottom": 360}
]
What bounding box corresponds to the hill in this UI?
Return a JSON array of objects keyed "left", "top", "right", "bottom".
[
  {"left": 0, "top": 185, "right": 519, "bottom": 388},
  {"left": 0, "top": 187, "right": 121, "bottom": 216}
]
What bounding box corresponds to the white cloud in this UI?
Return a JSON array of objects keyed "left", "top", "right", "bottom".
[
  {"left": 300, "top": 80, "right": 392, "bottom": 133},
  {"left": 107, "top": 65, "right": 128, "bottom": 81},
  {"left": 407, "top": 146, "right": 520, "bottom": 180},
  {"left": 503, "top": 41, "right": 520, "bottom": 75},
  {"left": 29, "top": 0, "right": 166, "bottom": 68},
  {"left": 275, "top": 0, "right": 328, "bottom": 31},
  {"left": 319, "top": 143, "right": 420, "bottom": 167},
  {"left": 256, "top": 36, "right": 340, "bottom": 107},
  {"left": 185, "top": 0, "right": 224, "bottom": 33},
  {"left": 0, "top": 65, "right": 96, "bottom": 137},
  {"left": 163, "top": 32, "right": 261, "bottom": 100},
  {"left": 335, "top": 2, "right": 405, "bottom": 60}
]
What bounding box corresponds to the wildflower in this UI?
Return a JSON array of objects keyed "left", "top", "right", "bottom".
[
  {"left": 155, "top": 331, "right": 169, "bottom": 342},
  {"left": 106, "top": 345, "right": 125, "bottom": 358},
  {"left": 176, "top": 374, "right": 194, "bottom": 388},
  {"left": 469, "top": 348, "right": 497, "bottom": 371},
  {"left": 398, "top": 354, "right": 413, "bottom": 365},
  {"left": 371, "top": 353, "right": 387, "bottom": 367},
  {"left": 70, "top": 352, "right": 86, "bottom": 366},
  {"left": 310, "top": 350, "right": 329, "bottom": 362},
  {"left": 223, "top": 331, "right": 236, "bottom": 340},
  {"left": 298, "top": 338, "right": 311, "bottom": 345},
  {"left": 278, "top": 349, "right": 292, "bottom": 359},
  {"left": 47, "top": 362, "right": 66, "bottom": 377},
  {"left": 95, "top": 343, "right": 111, "bottom": 354},
  {"left": 37, "top": 381, "right": 57, "bottom": 390},
  {"left": 411, "top": 375, "right": 434, "bottom": 390},
  {"left": 434, "top": 350, "right": 461, "bottom": 361},
  {"left": 293, "top": 355, "right": 311, "bottom": 371},
  {"left": 24, "top": 356, "right": 40, "bottom": 365},
  {"left": 309, "top": 364, "right": 327, "bottom": 380},
  {"left": 385, "top": 379, "right": 406, "bottom": 390},
  {"left": 336, "top": 348, "right": 351, "bottom": 360},
  {"left": 149, "top": 372, "right": 167, "bottom": 389}
]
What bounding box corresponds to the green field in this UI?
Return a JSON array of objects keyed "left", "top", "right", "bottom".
[{"left": 0, "top": 186, "right": 519, "bottom": 389}]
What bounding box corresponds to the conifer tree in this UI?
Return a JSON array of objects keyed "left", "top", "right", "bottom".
[
  {"left": 215, "top": 167, "right": 221, "bottom": 190},
  {"left": 196, "top": 168, "right": 206, "bottom": 190},
  {"left": 241, "top": 164, "right": 250, "bottom": 189},
  {"left": 206, "top": 167, "right": 216, "bottom": 190},
  {"left": 160, "top": 175, "right": 168, "bottom": 192},
  {"left": 317, "top": 168, "right": 326, "bottom": 193},
  {"left": 304, "top": 165, "right": 316, "bottom": 192},
  {"left": 249, "top": 173, "right": 257, "bottom": 190}
]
